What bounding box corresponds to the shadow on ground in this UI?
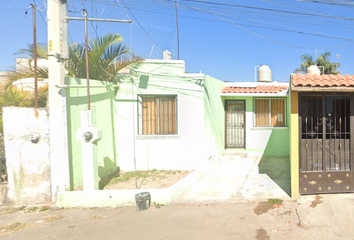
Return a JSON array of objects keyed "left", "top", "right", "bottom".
[{"left": 258, "top": 156, "right": 291, "bottom": 196}]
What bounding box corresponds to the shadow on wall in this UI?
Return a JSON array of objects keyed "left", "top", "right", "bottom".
[
  {"left": 262, "top": 128, "right": 289, "bottom": 157},
  {"left": 66, "top": 80, "right": 118, "bottom": 190},
  {"left": 98, "top": 157, "right": 119, "bottom": 189}
]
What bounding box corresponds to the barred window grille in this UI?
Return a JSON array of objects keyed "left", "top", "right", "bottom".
[
  {"left": 138, "top": 95, "right": 177, "bottom": 135},
  {"left": 254, "top": 98, "right": 286, "bottom": 127}
]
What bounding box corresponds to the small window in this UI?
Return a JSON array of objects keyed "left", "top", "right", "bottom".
[
  {"left": 254, "top": 98, "right": 286, "bottom": 127},
  {"left": 138, "top": 95, "right": 177, "bottom": 135}
]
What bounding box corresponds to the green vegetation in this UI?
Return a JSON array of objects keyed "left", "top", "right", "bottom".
[
  {"left": 294, "top": 51, "right": 341, "bottom": 75},
  {"left": 3, "top": 33, "right": 141, "bottom": 83},
  {"left": 267, "top": 198, "right": 283, "bottom": 205},
  {"left": 0, "top": 33, "right": 141, "bottom": 150},
  {"left": 39, "top": 206, "right": 51, "bottom": 212}
]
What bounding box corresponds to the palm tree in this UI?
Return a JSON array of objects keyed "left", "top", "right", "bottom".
[
  {"left": 67, "top": 33, "right": 141, "bottom": 81},
  {"left": 294, "top": 51, "right": 341, "bottom": 75},
  {"left": 2, "top": 33, "right": 141, "bottom": 83}
]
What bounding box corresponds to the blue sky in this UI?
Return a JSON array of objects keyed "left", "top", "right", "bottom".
[{"left": 1, "top": 0, "right": 354, "bottom": 82}]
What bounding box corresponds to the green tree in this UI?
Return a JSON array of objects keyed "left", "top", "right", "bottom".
[
  {"left": 0, "top": 33, "right": 140, "bottom": 133},
  {"left": 294, "top": 51, "right": 341, "bottom": 75},
  {"left": 3, "top": 33, "right": 141, "bottom": 83},
  {"left": 67, "top": 33, "right": 141, "bottom": 81}
]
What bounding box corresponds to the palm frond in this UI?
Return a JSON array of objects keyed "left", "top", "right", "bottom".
[
  {"left": 295, "top": 51, "right": 340, "bottom": 75},
  {"left": 15, "top": 43, "right": 48, "bottom": 59}
]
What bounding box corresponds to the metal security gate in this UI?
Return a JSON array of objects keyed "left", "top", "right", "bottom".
[
  {"left": 225, "top": 100, "right": 245, "bottom": 148},
  {"left": 299, "top": 94, "right": 354, "bottom": 194}
]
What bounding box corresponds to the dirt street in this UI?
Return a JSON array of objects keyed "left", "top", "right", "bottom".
[{"left": 0, "top": 195, "right": 353, "bottom": 240}]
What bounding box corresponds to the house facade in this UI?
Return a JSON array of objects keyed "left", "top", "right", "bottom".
[
  {"left": 12, "top": 60, "right": 351, "bottom": 206},
  {"left": 63, "top": 59, "right": 226, "bottom": 190},
  {"left": 220, "top": 81, "right": 290, "bottom": 156},
  {"left": 290, "top": 72, "right": 354, "bottom": 198},
  {"left": 115, "top": 60, "right": 225, "bottom": 171}
]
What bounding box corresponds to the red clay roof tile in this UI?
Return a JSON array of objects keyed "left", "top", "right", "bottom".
[
  {"left": 221, "top": 85, "right": 288, "bottom": 94},
  {"left": 292, "top": 73, "right": 354, "bottom": 87}
]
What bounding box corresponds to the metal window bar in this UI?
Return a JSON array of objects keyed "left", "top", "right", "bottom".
[
  {"left": 301, "top": 96, "right": 323, "bottom": 172},
  {"left": 225, "top": 100, "right": 245, "bottom": 148},
  {"left": 138, "top": 95, "right": 177, "bottom": 135},
  {"left": 301, "top": 95, "right": 350, "bottom": 173},
  {"left": 254, "top": 98, "right": 286, "bottom": 127}
]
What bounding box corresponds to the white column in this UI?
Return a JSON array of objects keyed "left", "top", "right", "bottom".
[
  {"left": 47, "top": 0, "right": 70, "bottom": 199},
  {"left": 76, "top": 110, "right": 102, "bottom": 191}
]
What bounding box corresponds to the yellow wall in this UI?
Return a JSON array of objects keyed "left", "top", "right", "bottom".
[{"left": 290, "top": 91, "right": 299, "bottom": 198}]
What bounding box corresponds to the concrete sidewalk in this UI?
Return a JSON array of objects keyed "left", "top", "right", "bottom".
[
  {"left": 176, "top": 153, "right": 291, "bottom": 203},
  {"left": 3, "top": 192, "right": 354, "bottom": 239}
]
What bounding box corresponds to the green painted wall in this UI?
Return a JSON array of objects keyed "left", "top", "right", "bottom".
[
  {"left": 203, "top": 75, "right": 226, "bottom": 156},
  {"left": 222, "top": 95, "right": 290, "bottom": 156},
  {"left": 66, "top": 77, "right": 118, "bottom": 190}
]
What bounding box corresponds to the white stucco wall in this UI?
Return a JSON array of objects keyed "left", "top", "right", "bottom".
[
  {"left": 116, "top": 87, "right": 204, "bottom": 171},
  {"left": 115, "top": 61, "right": 206, "bottom": 171},
  {"left": 3, "top": 107, "right": 51, "bottom": 205},
  {"left": 245, "top": 111, "right": 272, "bottom": 150}
]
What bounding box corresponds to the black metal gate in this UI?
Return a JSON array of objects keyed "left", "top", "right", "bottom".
[
  {"left": 299, "top": 94, "right": 354, "bottom": 194},
  {"left": 225, "top": 100, "right": 245, "bottom": 148}
]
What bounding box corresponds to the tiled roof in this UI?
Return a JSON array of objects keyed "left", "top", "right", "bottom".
[
  {"left": 292, "top": 73, "right": 354, "bottom": 87},
  {"left": 221, "top": 85, "right": 288, "bottom": 94}
]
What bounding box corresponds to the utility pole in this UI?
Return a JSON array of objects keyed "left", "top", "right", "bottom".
[
  {"left": 31, "top": 4, "right": 38, "bottom": 110},
  {"left": 47, "top": 0, "right": 133, "bottom": 196},
  {"left": 175, "top": 0, "right": 180, "bottom": 60},
  {"left": 47, "top": 0, "right": 70, "bottom": 199}
]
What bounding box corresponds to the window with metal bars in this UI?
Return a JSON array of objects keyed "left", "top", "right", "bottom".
[
  {"left": 254, "top": 98, "right": 286, "bottom": 127},
  {"left": 138, "top": 95, "right": 177, "bottom": 135}
]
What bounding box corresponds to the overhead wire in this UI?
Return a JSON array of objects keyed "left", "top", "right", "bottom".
[
  {"left": 33, "top": 0, "right": 47, "bottom": 25},
  {"left": 177, "top": 1, "right": 354, "bottom": 49},
  {"left": 120, "top": 0, "right": 165, "bottom": 53},
  {"left": 211, "top": 9, "right": 354, "bottom": 42},
  {"left": 304, "top": 0, "right": 354, "bottom": 7},
  {"left": 73, "top": 0, "right": 354, "bottom": 49},
  {"left": 84, "top": 2, "right": 354, "bottom": 31},
  {"left": 175, "top": 0, "right": 354, "bottom": 20},
  {"left": 79, "top": 0, "right": 354, "bottom": 32}
]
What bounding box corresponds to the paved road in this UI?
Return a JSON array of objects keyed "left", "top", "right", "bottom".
[{"left": 1, "top": 194, "right": 354, "bottom": 240}]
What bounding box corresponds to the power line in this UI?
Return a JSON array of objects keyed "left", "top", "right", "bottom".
[
  {"left": 175, "top": 0, "right": 354, "bottom": 20},
  {"left": 179, "top": 2, "right": 354, "bottom": 49},
  {"left": 73, "top": 0, "right": 354, "bottom": 49},
  {"left": 77, "top": 0, "right": 354, "bottom": 32},
  {"left": 120, "top": 0, "right": 165, "bottom": 52},
  {"left": 33, "top": 0, "right": 47, "bottom": 25}
]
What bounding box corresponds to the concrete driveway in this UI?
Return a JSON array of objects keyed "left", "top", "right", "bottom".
[{"left": 176, "top": 152, "right": 291, "bottom": 203}]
